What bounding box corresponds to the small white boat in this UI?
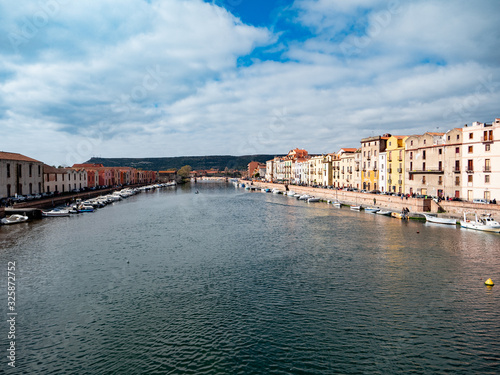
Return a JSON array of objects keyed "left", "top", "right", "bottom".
[
  {"left": 376, "top": 210, "right": 392, "bottom": 216},
  {"left": 1, "top": 214, "right": 29, "bottom": 225},
  {"left": 307, "top": 197, "right": 320, "bottom": 203},
  {"left": 424, "top": 214, "right": 457, "bottom": 225},
  {"left": 460, "top": 213, "right": 500, "bottom": 233},
  {"left": 364, "top": 207, "right": 379, "bottom": 213},
  {"left": 42, "top": 209, "right": 70, "bottom": 217},
  {"left": 298, "top": 194, "right": 311, "bottom": 200},
  {"left": 350, "top": 205, "right": 362, "bottom": 211},
  {"left": 272, "top": 188, "right": 282, "bottom": 194},
  {"left": 332, "top": 201, "right": 341, "bottom": 208},
  {"left": 287, "top": 190, "right": 296, "bottom": 196}
]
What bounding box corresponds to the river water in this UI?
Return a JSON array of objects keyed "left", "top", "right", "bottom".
[{"left": 1, "top": 183, "right": 499, "bottom": 374}]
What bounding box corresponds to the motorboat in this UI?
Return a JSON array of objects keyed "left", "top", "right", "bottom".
[
  {"left": 460, "top": 213, "right": 500, "bottom": 233},
  {"left": 350, "top": 205, "right": 362, "bottom": 211},
  {"left": 1, "top": 214, "right": 29, "bottom": 225},
  {"left": 376, "top": 210, "right": 392, "bottom": 216},
  {"left": 307, "top": 197, "right": 320, "bottom": 203},
  {"left": 42, "top": 209, "right": 70, "bottom": 217},
  {"left": 391, "top": 212, "right": 409, "bottom": 220},
  {"left": 272, "top": 188, "right": 282, "bottom": 194},
  {"left": 364, "top": 207, "right": 379, "bottom": 213},
  {"left": 298, "top": 194, "right": 311, "bottom": 200},
  {"left": 287, "top": 190, "right": 296, "bottom": 196},
  {"left": 423, "top": 214, "right": 457, "bottom": 225},
  {"left": 332, "top": 201, "right": 341, "bottom": 208}
]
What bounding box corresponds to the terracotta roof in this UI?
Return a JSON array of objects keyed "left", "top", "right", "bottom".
[
  {"left": 426, "top": 132, "right": 445, "bottom": 136},
  {"left": 0, "top": 151, "right": 42, "bottom": 163},
  {"left": 340, "top": 148, "right": 358, "bottom": 152}
]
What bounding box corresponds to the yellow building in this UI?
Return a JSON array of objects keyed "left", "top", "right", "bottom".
[
  {"left": 360, "top": 135, "right": 389, "bottom": 191},
  {"left": 386, "top": 135, "right": 408, "bottom": 194}
]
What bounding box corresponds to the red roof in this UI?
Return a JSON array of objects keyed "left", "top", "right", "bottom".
[{"left": 0, "top": 151, "right": 42, "bottom": 163}]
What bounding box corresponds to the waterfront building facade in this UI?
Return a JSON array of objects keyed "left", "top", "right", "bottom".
[
  {"left": 378, "top": 151, "right": 387, "bottom": 192},
  {"left": 386, "top": 135, "right": 408, "bottom": 194},
  {"left": 405, "top": 132, "right": 445, "bottom": 197},
  {"left": 0, "top": 151, "right": 44, "bottom": 199},
  {"left": 361, "top": 136, "right": 388, "bottom": 191},
  {"left": 442, "top": 128, "right": 463, "bottom": 199},
  {"left": 265, "top": 160, "right": 274, "bottom": 181},
  {"left": 338, "top": 148, "right": 357, "bottom": 188},
  {"left": 44, "top": 165, "right": 87, "bottom": 193},
  {"left": 461, "top": 119, "right": 500, "bottom": 201}
]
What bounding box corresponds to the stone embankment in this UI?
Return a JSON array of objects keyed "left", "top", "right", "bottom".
[{"left": 245, "top": 181, "right": 500, "bottom": 219}]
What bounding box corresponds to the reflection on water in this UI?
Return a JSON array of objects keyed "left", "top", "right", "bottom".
[{"left": 1, "top": 184, "right": 499, "bottom": 374}]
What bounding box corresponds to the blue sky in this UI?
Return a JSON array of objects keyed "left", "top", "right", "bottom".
[{"left": 1, "top": 0, "right": 499, "bottom": 166}]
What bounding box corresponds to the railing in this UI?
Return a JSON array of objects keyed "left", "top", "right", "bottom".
[
  {"left": 466, "top": 168, "right": 474, "bottom": 173},
  {"left": 355, "top": 166, "right": 359, "bottom": 171},
  {"left": 397, "top": 168, "right": 402, "bottom": 173},
  {"left": 483, "top": 166, "right": 491, "bottom": 172},
  {"left": 387, "top": 168, "right": 392, "bottom": 173},
  {"left": 454, "top": 168, "right": 460, "bottom": 173},
  {"left": 407, "top": 168, "right": 444, "bottom": 174},
  {"left": 481, "top": 136, "right": 493, "bottom": 143},
  {"left": 373, "top": 167, "right": 377, "bottom": 171},
  {"left": 366, "top": 156, "right": 371, "bottom": 160}
]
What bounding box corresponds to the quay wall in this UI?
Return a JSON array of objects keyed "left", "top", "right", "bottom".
[{"left": 245, "top": 181, "right": 500, "bottom": 218}]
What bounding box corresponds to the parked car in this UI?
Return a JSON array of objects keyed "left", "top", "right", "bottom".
[{"left": 473, "top": 198, "right": 488, "bottom": 204}]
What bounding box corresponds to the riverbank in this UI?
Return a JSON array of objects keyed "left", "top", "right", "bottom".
[
  {"left": 242, "top": 180, "right": 500, "bottom": 219},
  {"left": 0, "top": 184, "right": 150, "bottom": 218}
]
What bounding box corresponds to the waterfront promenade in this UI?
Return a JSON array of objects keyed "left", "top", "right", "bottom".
[{"left": 244, "top": 180, "right": 500, "bottom": 218}]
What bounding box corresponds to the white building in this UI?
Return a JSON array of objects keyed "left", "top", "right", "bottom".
[
  {"left": 378, "top": 151, "right": 386, "bottom": 192},
  {"left": 461, "top": 118, "right": 500, "bottom": 201}
]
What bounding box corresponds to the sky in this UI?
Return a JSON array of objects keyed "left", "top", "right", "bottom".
[{"left": 1, "top": 0, "right": 499, "bottom": 166}]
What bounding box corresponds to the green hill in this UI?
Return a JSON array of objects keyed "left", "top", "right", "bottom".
[{"left": 85, "top": 155, "right": 281, "bottom": 171}]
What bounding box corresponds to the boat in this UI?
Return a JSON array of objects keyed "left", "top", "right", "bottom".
[
  {"left": 332, "top": 201, "right": 341, "bottom": 208},
  {"left": 244, "top": 186, "right": 251, "bottom": 190},
  {"left": 265, "top": 188, "right": 271, "bottom": 193},
  {"left": 307, "top": 197, "right": 320, "bottom": 203},
  {"left": 423, "top": 214, "right": 457, "bottom": 225},
  {"left": 460, "top": 213, "right": 500, "bottom": 233},
  {"left": 272, "top": 188, "right": 282, "bottom": 194},
  {"left": 287, "top": 190, "right": 296, "bottom": 196},
  {"left": 42, "top": 209, "right": 70, "bottom": 217},
  {"left": 350, "top": 205, "right": 362, "bottom": 211},
  {"left": 391, "top": 212, "right": 409, "bottom": 220},
  {"left": 298, "top": 194, "right": 311, "bottom": 200},
  {"left": 364, "top": 207, "right": 379, "bottom": 213},
  {"left": 376, "top": 210, "right": 392, "bottom": 216},
  {"left": 1, "top": 214, "right": 29, "bottom": 225}
]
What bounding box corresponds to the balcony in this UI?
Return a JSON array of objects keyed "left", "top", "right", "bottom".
[
  {"left": 387, "top": 168, "right": 392, "bottom": 173},
  {"left": 407, "top": 168, "right": 444, "bottom": 174},
  {"left": 366, "top": 155, "right": 371, "bottom": 160},
  {"left": 355, "top": 166, "right": 360, "bottom": 171},
  {"left": 398, "top": 180, "right": 402, "bottom": 185},
  {"left": 373, "top": 167, "right": 378, "bottom": 171},
  {"left": 397, "top": 168, "right": 402, "bottom": 173},
  {"left": 388, "top": 180, "right": 392, "bottom": 185},
  {"left": 454, "top": 168, "right": 460, "bottom": 173},
  {"left": 398, "top": 157, "right": 403, "bottom": 161},
  {"left": 483, "top": 166, "right": 491, "bottom": 172},
  {"left": 388, "top": 158, "right": 392, "bottom": 162},
  {"left": 466, "top": 168, "right": 474, "bottom": 173},
  {"left": 481, "top": 136, "right": 493, "bottom": 143}
]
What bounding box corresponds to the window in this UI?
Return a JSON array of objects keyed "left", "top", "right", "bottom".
[
  {"left": 485, "top": 144, "right": 490, "bottom": 151},
  {"left": 448, "top": 135, "right": 450, "bottom": 140},
  {"left": 439, "top": 148, "right": 442, "bottom": 155},
  {"left": 374, "top": 150, "right": 377, "bottom": 156},
  {"left": 455, "top": 160, "right": 460, "bottom": 171},
  {"left": 424, "top": 139, "right": 426, "bottom": 145},
  {"left": 38, "top": 165, "right": 41, "bottom": 176},
  {"left": 6, "top": 164, "right": 10, "bottom": 178},
  {"left": 457, "top": 134, "right": 460, "bottom": 140},
  {"left": 467, "top": 160, "right": 473, "bottom": 171},
  {"left": 411, "top": 140, "right": 413, "bottom": 146},
  {"left": 438, "top": 176, "right": 442, "bottom": 185},
  {"left": 468, "top": 146, "right": 473, "bottom": 153},
  {"left": 455, "top": 147, "right": 459, "bottom": 153},
  {"left": 389, "top": 141, "right": 391, "bottom": 146},
  {"left": 410, "top": 152, "right": 413, "bottom": 160},
  {"left": 409, "top": 174, "right": 414, "bottom": 181},
  {"left": 469, "top": 132, "right": 473, "bottom": 139},
  {"left": 29, "top": 164, "right": 32, "bottom": 178},
  {"left": 18, "top": 164, "right": 22, "bottom": 178},
  {"left": 7, "top": 184, "right": 11, "bottom": 197},
  {"left": 455, "top": 177, "right": 460, "bottom": 186},
  {"left": 422, "top": 162, "right": 426, "bottom": 171},
  {"left": 485, "top": 175, "right": 490, "bottom": 183},
  {"left": 468, "top": 175, "right": 473, "bottom": 183},
  {"left": 410, "top": 162, "right": 413, "bottom": 171},
  {"left": 485, "top": 159, "right": 491, "bottom": 172},
  {"left": 438, "top": 161, "right": 442, "bottom": 171},
  {"left": 423, "top": 150, "right": 426, "bottom": 160},
  {"left": 422, "top": 176, "right": 426, "bottom": 183}
]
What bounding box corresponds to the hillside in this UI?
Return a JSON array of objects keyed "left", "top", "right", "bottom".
[{"left": 85, "top": 155, "right": 281, "bottom": 171}]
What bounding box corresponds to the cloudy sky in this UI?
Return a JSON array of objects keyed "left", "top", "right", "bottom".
[{"left": 1, "top": 0, "right": 499, "bottom": 166}]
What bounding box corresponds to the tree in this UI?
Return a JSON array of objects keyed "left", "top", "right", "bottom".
[{"left": 177, "top": 165, "right": 192, "bottom": 178}]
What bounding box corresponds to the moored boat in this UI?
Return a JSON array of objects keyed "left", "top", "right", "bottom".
[
  {"left": 307, "top": 197, "right": 320, "bottom": 203},
  {"left": 364, "top": 207, "right": 379, "bottom": 213},
  {"left": 350, "top": 205, "right": 362, "bottom": 211},
  {"left": 423, "top": 214, "right": 457, "bottom": 225},
  {"left": 332, "top": 201, "right": 341, "bottom": 208},
  {"left": 298, "top": 194, "right": 311, "bottom": 200},
  {"left": 1, "top": 214, "right": 29, "bottom": 225},
  {"left": 42, "top": 209, "right": 70, "bottom": 217},
  {"left": 460, "top": 213, "right": 500, "bottom": 233},
  {"left": 375, "top": 210, "right": 391, "bottom": 216}
]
